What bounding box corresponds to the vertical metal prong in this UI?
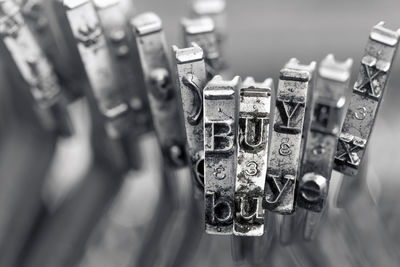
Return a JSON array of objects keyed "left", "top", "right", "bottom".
[
  {"left": 298, "top": 54, "right": 353, "bottom": 212},
  {"left": 94, "top": 0, "right": 152, "bottom": 138},
  {"left": 63, "top": 0, "right": 132, "bottom": 140},
  {"left": 173, "top": 43, "right": 207, "bottom": 187},
  {"left": 181, "top": 16, "right": 224, "bottom": 78},
  {"left": 132, "top": 12, "right": 187, "bottom": 168},
  {"left": 298, "top": 54, "right": 353, "bottom": 241},
  {"left": 0, "top": 0, "right": 72, "bottom": 136},
  {"left": 334, "top": 22, "right": 400, "bottom": 176},
  {"left": 233, "top": 77, "right": 273, "bottom": 236},
  {"left": 264, "top": 59, "right": 316, "bottom": 214},
  {"left": 190, "top": 0, "right": 227, "bottom": 48},
  {"left": 204, "top": 75, "right": 241, "bottom": 235}
]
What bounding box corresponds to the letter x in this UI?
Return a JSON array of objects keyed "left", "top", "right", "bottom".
[
  {"left": 335, "top": 139, "right": 361, "bottom": 167},
  {"left": 355, "top": 64, "right": 384, "bottom": 99}
]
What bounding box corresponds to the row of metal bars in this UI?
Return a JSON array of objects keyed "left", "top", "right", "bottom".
[{"left": 0, "top": 0, "right": 399, "bottom": 267}]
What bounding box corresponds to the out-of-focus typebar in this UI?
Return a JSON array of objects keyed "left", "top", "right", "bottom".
[
  {"left": 63, "top": 0, "right": 130, "bottom": 139},
  {"left": 334, "top": 22, "right": 400, "bottom": 176},
  {"left": 181, "top": 16, "right": 223, "bottom": 78},
  {"left": 132, "top": 12, "right": 186, "bottom": 167},
  {"left": 204, "top": 75, "right": 240, "bottom": 234},
  {"left": 298, "top": 54, "right": 353, "bottom": 212},
  {"left": 191, "top": 0, "right": 227, "bottom": 46},
  {"left": 94, "top": 0, "right": 153, "bottom": 137},
  {"left": 264, "top": 58, "right": 316, "bottom": 214},
  {"left": 173, "top": 43, "right": 207, "bottom": 186},
  {"left": 233, "top": 77, "right": 272, "bottom": 236},
  {"left": 0, "top": 0, "right": 72, "bottom": 136}
]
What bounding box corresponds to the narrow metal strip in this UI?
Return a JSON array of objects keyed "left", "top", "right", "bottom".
[{"left": 204, "top": 75, "right": 240, "bottom": 234}]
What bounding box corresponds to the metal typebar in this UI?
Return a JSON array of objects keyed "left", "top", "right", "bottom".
[
  {"left": 204, "top": 75, "right": 240, "bottom": 235},
  {"left": 233, "top": 77, "right": 273, "bottom": 236},
  {"left": 264, "top": 58, "right": 316, "bottom": 214},
  {"left": 333, "top": 22, "right": 400, "bottom": 176}
]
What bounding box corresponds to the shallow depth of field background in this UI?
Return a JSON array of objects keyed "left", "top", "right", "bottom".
[{"left": 1, "top": 1, "right": 400, "bottom": 267}]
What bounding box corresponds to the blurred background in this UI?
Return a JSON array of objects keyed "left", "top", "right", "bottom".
[{"left": 1, "top": 0, "right": 400, "bottom": 267}]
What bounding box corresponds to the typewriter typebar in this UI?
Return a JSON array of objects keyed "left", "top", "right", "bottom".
[
  {"left": 298, "top": 54, "right": 353, "bottom": 212},
  {"left": 204, "top": 75, "right": 240, "bottom": 235},
  {"left": 334, "top": 22, "right": 400, "bottom": 176},
  {"left": 132, "top": 12, "right": 186, "bottom": 167},
  {"left": 233, "top": 77, "right": 272, "bottom": 236},
  {"left": 93, "top": 0, "right": 152, "bottom": 136},
  {"left": 264, "top": 58, "right": 316, "bottom": 214},
  {"left": 0, "top": 0, "right": 72, "bottom": 136},
  {"left": 191, "top": 0, "right": 227, "bottom": 46},
  {"left": 173, "top": 43, "right": 207, "bottom": 186},
  {"left": 64, "top": 0, "right": 131, "bottom": 138},
  {"left": 181, "top": 16, "right": 222, "bottom": 78}
]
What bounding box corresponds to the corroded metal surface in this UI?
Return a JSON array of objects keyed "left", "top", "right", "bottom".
[{"left": 233, "top": 77, "right": 272, "bottom": 236}]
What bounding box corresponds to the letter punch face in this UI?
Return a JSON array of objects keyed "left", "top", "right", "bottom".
[
  {"left": 233, "top": 77, "right": 272, "bottom": 236},
  {"left": 264, "top": 58, "right": 316, "bottom": 214},
  {"left": 298, "top": 55, "right": 353, "bottom": 213},
  {"left": 0, "top": 0, "right": 72, "bottom": 136},
  {"left": 64, "top": 0, "right": 130, "bottom": 139},
  {"left": 93, "top": 0, "right": 152, "bottom": 136},
  {"left": 204, "top": 75, "right": 240, "bottom": 234},
  {"left": 173, "top": 43, "right": 207, "bottom": 186},
  {"left": 181, "top": 17, "right": 223, "bottom": 78},
  {"left": 132, "top": 12, "right": 186, "bottom": 167},
  {"left": 334, "top": 22, "right": 400, "bottom": 176}
]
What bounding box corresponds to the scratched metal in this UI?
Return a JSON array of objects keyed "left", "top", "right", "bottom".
[
  {"left": 298, "top": 54, "right": 353, "bottom": 213},
  {"left": 173, "top": 43, "right": 207, "bottom": 186},
  {"left": 264, "top": 58, "right": 316, "bottom": 214},
  {"left": 204, "top": 75, "right": 240, "bottom": 235},
  {"left": 64, "top": 0, "right": 131, "bottom": 139},
  {"left": 191, "top": 0, "right": 226, "bottom": 45},
  {"left": 233, "top": 77, "right": 272, "bottom": 236},
  {"left": 132, "top": 12, "right": 186, "bottom": 167},
  {"left": 181, "top": 17, "right": 223, "bottom": 78},
  {"left": 94, "top": 0, "right": 152, "bottom": 137},
  {"left": 334, "top": 22, "right": 400, "bottom": 176},
  {"left": 0, "top": 0, "right": 72, "bottom": 135}
]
